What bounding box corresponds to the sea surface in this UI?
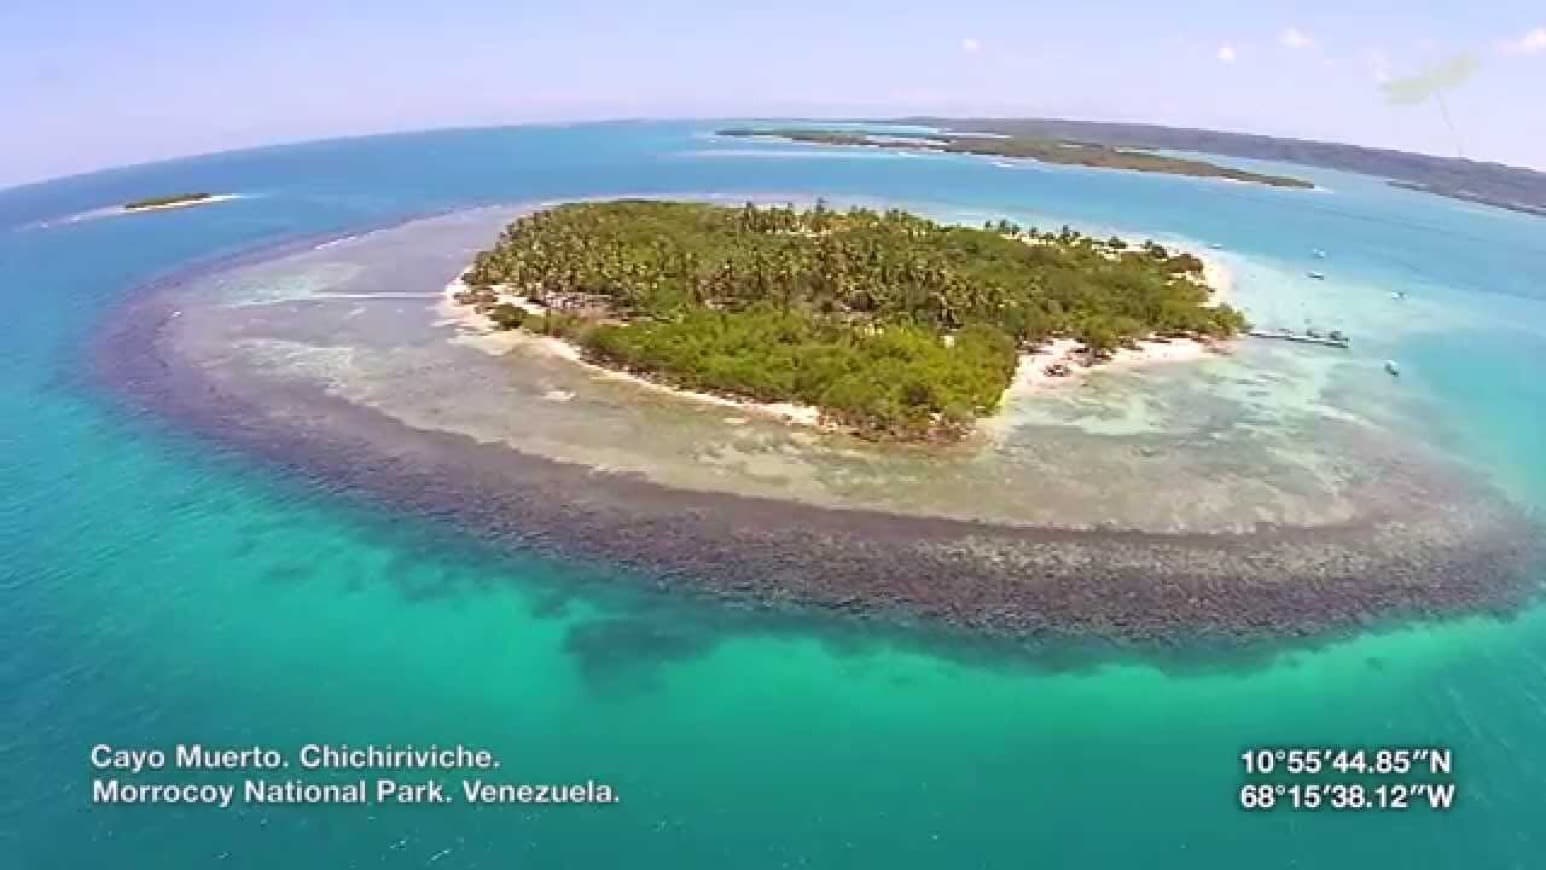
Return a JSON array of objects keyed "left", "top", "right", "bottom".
[{"left": 3, "top": 121, "right": 1546, "bottom": 868}]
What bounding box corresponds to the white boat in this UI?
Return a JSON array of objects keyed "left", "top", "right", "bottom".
[
  {"left": 1313, "top": 249, "right": 1327, "bottom": 258},
  {"left": 1384, "top": 360, "right": 1401, "bottom": 377},
  {"left": 1307, "top": 271, "right": 1326, "bottom": 280}
]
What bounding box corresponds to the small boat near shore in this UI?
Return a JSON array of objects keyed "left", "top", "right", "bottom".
[
  {"left": 1385, "top": 360, "right": 1401, "bottom": 377},
  {"left": 1307, "top": 271, "right": 1326, "bottom": 280}
]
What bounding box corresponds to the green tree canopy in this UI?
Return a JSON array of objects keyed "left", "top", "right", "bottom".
[{"left": 465, "top": 200, "right": 1245, "bottom": 441}]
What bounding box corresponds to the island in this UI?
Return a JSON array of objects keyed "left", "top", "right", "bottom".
[
  {"left": 717, "top": 127, "right": 1314, "bottom": 189},
  {"left": 122, "top": 192, "right": 225, "bottom": 212},
  {"left": 889, "top": 117, "right": 1546, "bottom": 217},
  {"left": 452, "top": 200, "right": 1246, "bottom": 441},
  {"left": 1388, "top": 180, "right": 1546, "bottom": 217},
  {"left": 104, "top": 204, "right": 1543, "bottom": 645}
]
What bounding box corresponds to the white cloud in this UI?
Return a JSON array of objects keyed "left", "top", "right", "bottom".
[
  {"left": 1216, "top": 44, "right": 1238, "bottom": 63},
  {"left": 1501, "top": 27, "right": 1546, "bottom": 55},
  {"left": 1280, "top": 27, "right": 1315, "bottom": 50},
  {"left": 960, "top": 37, "right": 981, "bottom": 54}
]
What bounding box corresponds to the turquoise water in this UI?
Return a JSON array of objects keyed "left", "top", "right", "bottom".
[{"left": 3, "top": 122, "right": 1546, "bottom": 867}]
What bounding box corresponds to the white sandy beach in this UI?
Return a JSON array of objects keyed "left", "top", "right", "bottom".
[
  {"left": 440, "top": 240, "right": 1237, "bottom": 434},
  {"left": 998, "top": 247, "right": 1235, "bottom": 394},
  {"left": 121, "top": 193, "right": 241, "bottom": 214},
  {"left": 1001, "top": 334, "right": 1227, "bottom": 398},
  {"left": 437, "top": 279, "right": 828, "bottom": 429},
  {"left": 1199, "top": 253, "right": 1235, "bottom": 306}
]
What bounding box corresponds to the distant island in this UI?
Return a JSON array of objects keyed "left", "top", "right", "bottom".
[
  {"left": 717, "top": 127, "right": 1314, "bottom": 189},
  {"left": 453, "top": 200, "right": 1243, "bottom": 442},
  {"left": 888, "top": 117, "right": 1546, "bottom": 218},
  {"left": 1387, "top": 181, "right": 1546, "bottom": 217},
  {"left": 122, "top": 192, "right": 222, "bottom": 212}
]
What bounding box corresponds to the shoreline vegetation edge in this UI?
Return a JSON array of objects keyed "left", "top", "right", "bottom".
[{"left": 446, "top": 200, "right": 1241, "bottom": 440}]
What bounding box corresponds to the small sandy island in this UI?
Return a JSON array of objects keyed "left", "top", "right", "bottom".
[{"left": 121, "top": 192, "right": 239, "bottom": 214}]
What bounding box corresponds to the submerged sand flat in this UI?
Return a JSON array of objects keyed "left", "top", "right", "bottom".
[{"left": 98, "top": 205, "right": 1542, "bottom": 643}]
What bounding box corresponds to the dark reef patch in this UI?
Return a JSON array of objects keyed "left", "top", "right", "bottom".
[
  {"left": 91, "top": 243, "right": 1546, "bottom": 657},
  {"left": 562, "top": 616, "right": 723, "bottom": 692}
]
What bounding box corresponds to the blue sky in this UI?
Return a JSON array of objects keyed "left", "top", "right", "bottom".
[{"left": 2, "top": 0, "right": 1544, "bottom": 187}]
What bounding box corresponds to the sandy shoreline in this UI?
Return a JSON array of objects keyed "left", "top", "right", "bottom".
[
  {"left": 437, "top": 280, "right": 828, "bottom": 429},
  {"left": 441, "top": 240, "right": 1238, "bottom": 433},
  {"left": 1000, "top": 334, "right": 1227, "bottom": 397},
  {"left": 1200, "top": 252, "right": 1234, "bottom": 304},
  {"left": 1000, "top": 248, "right": 1234, "bottom": 395},
  {"left": 121, "top": 194, "right": 241, "bottom": 215}
]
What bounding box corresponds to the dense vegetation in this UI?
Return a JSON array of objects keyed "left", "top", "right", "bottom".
[
  {"left": 718, "top": 128, "right": 1313, "bottom": 189},
  {"left": 123, "top": 192, "right": 216, "bottom": 210},
  {"left": 461, "top": 200, "right": 1244, "bottom": 440}
]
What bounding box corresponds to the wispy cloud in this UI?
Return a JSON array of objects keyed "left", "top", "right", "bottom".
[
  {"left": 960, "top": 37, "right": 981, "bottom": 54},
  {"left": 1216, "top": 43, "right": 1238, "bottom": 63},
  {"left": 1280, "top": 27, "right": 1315, "bottom": 50},
  {"left": 1500, "top": 27, "right": 1546, "bottom": 55}
]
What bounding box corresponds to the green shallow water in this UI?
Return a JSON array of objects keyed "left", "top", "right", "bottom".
[
  {"left": 15, "top": 445, "right": 1546, "bottom": 866},
  {"left": 4, "top": 122, "right": 1546, "bottom": 867}
]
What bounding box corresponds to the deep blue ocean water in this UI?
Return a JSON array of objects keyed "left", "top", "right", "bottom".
[{"left": 3, "top": 122, "right": 1545, "bottom": 868}]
